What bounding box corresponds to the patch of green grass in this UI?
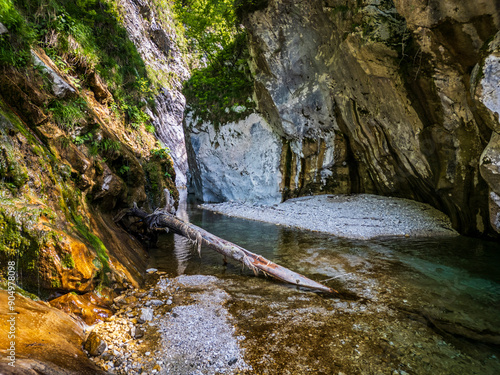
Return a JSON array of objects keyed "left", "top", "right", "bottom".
[
  {"left": 47, "top": 97, "right": 88, "bottom": 129},
  {"left": 0, "top": 0, "right": 35, "bottom": 67},
  {"left": 10, "top": 0, "right": 155, "bottom": 126}
]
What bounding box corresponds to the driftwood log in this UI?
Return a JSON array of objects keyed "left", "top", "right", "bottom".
[{"left": 121, "top": 201, "right": 337, "bottom": 294}]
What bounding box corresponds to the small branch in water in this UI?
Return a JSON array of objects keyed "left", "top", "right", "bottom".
[{"left": 321, "top": 273, "right": 352, "bottom": 282}]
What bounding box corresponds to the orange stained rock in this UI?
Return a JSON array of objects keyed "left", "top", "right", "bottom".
[
  {"left": 0, "top": 290, "right": 105, "bottom": 374},
  {"left": 38, "top": 229, "right": 100, "bottom": 293},
  {"left": 49, "top": 291, "right": 113, "bottom": 325}
]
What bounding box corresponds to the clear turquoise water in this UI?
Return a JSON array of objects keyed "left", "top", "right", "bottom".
[{"left": 148, "top": 193, "right": 500, "bottom": 374}]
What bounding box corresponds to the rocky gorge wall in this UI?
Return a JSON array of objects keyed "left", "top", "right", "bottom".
[
  {"left": 119, "top": 0, "right": 190, "bottom": 187},
  {"left": 0, "top": 0, "right": 189, "bottom": 303},
  {"left": 0, "top": 0, "right": 194, "bottom": 370},
  {"left": 185, "top": 0, "right": 500, "bottom": 237}
]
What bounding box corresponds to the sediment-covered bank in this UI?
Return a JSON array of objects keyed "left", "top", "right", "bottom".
[
  {"left": 202, "top": 194, "right": 459, "bottom": 240},
  {"left": 85, "top": 273, "right": 250, "bottom": 375}
]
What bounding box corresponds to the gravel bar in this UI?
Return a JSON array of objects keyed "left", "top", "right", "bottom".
[
  {"left": 201, "top": 194, "right": 458, "bottom": 240},
  {"left": 87, "top": 274, "right": 250, "bottom": 375}
]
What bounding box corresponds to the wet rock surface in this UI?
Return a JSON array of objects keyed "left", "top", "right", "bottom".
[
  {"left": 85, "top": 257, "right": 500, "bottom": 375},
  {"left": 203, "top": 194, "right": 458, "bottom": 239},
  {"left": 86, "top": 274, "right": 250, "bottom": 374},
  {"left": 0, "top": 291, "right": 105, "bottom": 374},
  {"left": 49, "top": 291, "right": 113, "bottom": 325}
]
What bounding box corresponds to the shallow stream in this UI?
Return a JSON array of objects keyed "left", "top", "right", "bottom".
[{"left": 148, "top": 193, "right": 500, "bottom": 374}]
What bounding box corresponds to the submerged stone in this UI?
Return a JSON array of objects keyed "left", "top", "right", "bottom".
[{"left": 84, "top": 331, "right": 108, "bottom": 357}]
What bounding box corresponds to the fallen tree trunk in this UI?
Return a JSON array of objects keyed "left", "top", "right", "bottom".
[{"left": 122, "top": 205, "right": 338, "bottom": 294}]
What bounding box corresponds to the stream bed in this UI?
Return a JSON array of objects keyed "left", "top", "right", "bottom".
[{"left": 147, "top": 194, "right": 500, "bottom": 375}]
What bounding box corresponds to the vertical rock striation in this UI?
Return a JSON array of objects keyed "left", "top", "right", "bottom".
[
  {"left": 476, "top": 33, "right": 500, "bottom": 234},
  {"left": 185, "top": 0, "right": 500, "bottom": 237},
  {"left": 119, "top": 0, "right": 190, "bottom": 186}
]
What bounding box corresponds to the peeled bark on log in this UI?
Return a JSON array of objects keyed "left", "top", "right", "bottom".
[{"left": 125, "top": 205, "right": 338, "bottom": 294}]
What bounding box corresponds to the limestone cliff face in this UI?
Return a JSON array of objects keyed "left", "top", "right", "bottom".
[
  {"left": 185, "top": 0, "right": 500, "bottom": 237},
  {"left": 119, "top": 0, "right": 190, "bottom": 187},
  {"left": 186, "top": 113, "right": 283, "bottom": 203}
]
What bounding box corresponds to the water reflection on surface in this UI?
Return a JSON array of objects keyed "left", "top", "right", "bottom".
[{"left": 148, "top": 191, "right": 500, "bottom": 374}]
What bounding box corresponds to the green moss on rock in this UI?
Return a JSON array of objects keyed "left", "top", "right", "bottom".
[
  {"left": 72, "top": 213, "right": 110, "bottom": 279},
  {"left": 0, "top": 199, "right": 59, "bottom": 290},
  {"left": 61, "top": 252, "right": 75, "bottom": 269},
  {"left": 143, "top": 148, "right": 178, "bottom": 207}
]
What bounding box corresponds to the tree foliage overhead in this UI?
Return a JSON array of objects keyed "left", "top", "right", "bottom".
[
  {"left": 174, "top": 0, "right": 258, "bottom": 126},
  {"left": 173, "top": 0, "right": 239, "bottom": 63}
]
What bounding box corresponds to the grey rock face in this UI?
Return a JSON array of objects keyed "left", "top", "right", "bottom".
[
  {"left": 0, "top": 22, "right": 8, "bottom": 34},
  {"left": 32, "top": 51, "right": 76, "bottom": 98},
  {"left": 476, "top": 31, "right": 500, "bottom": 233},
  {"left": 480, "top": 54, "right": 500, "bottom": 121},
  {"left": 120, "top": 0, "right": 190, "bottom": 187},
  {"left": 187, "top": 113, "right": 283, "bottom": 203},
  {"left": 480, "top": 132, "right": 500, "bottom": 233},
  {"left": 148, "top": 88, "right": 188, "bottom": 187},
  {"left": 186, "top": 0, "right": 500, "bottom": 236}
]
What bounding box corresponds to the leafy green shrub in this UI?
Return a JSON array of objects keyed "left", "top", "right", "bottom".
[
  {"left": 173, "top": 0, "right": 237, "bottom": 62},
  {"left": 151, "top": 147, "right": 171, "bottom": 159},
  {"left": 73, "top": 132, "right": 93, "bottom": 145},
  {"left": 89, "top": 137, "right": 120, "bottom": 156},
  {"left": 182, "top": 32, "right": 255, "bottom": 127},
  {"left": 173, "top": 0, "right": 256, "bottom": 126},
  {"left": 118, "top": 165, "right": 129, "bottom": 175},
  {"left": 73, "top": 131, "right": 121, "bottom": 157},
  {"left": 121, "top": 102, "right": 150, "bottom": 129}
]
